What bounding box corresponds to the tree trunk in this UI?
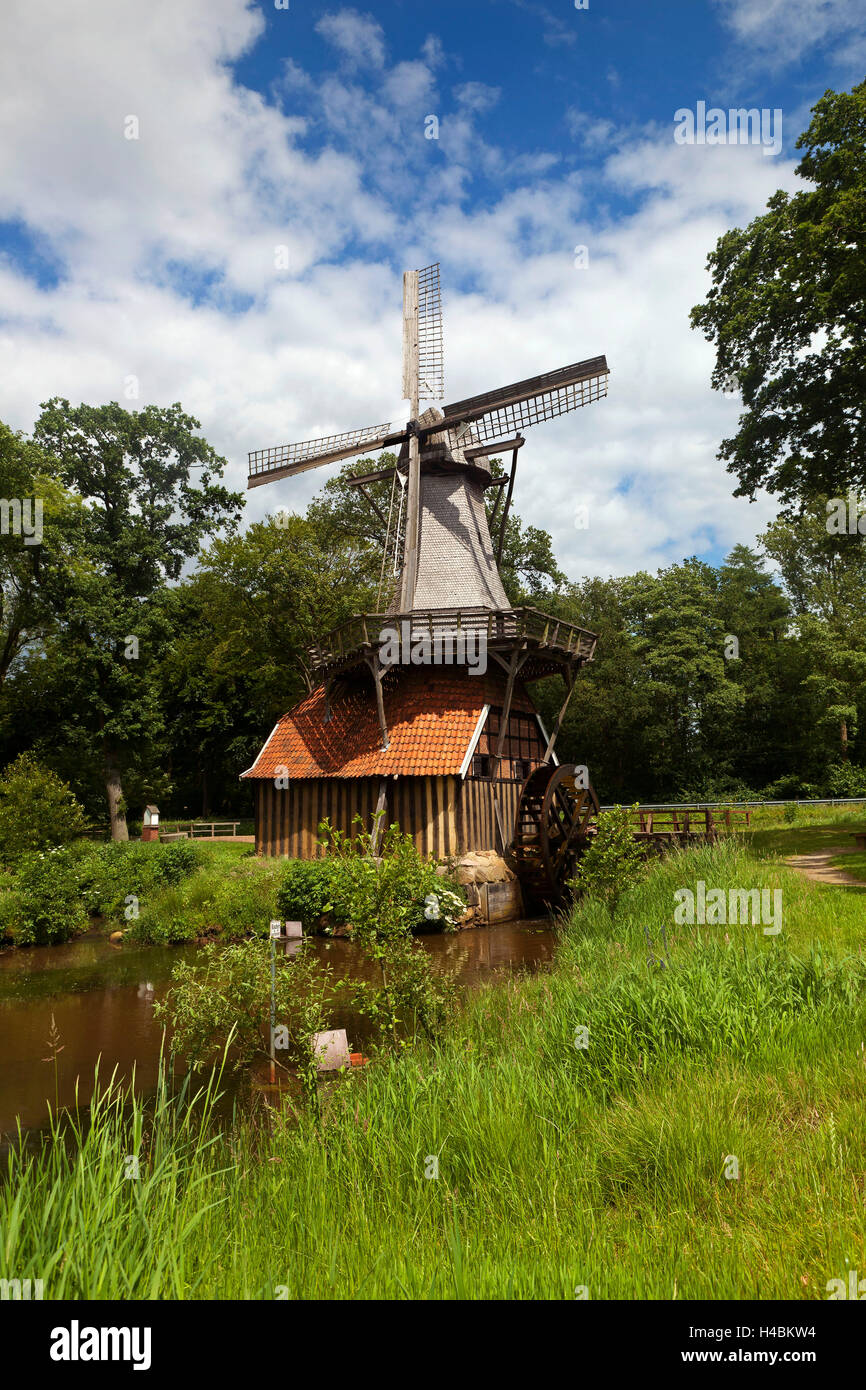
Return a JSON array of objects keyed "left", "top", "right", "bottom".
[
  {"left": 104, "top": 747, "right": 129, "bottom": 841},
  {"left": 841, "top": 720, "right": 849, "bottom": 763},
  {"left": 201, "top": 765, "right": 210, "bottom": 820}
]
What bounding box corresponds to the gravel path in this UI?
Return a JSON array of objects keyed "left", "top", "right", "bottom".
[{"left": 783, "top": 846, "right": 866, "bottom": 888}]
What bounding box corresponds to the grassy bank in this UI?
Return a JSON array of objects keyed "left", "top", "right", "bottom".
[{"left": 2, "top": 837, "right": 865, "bottom": 1299}]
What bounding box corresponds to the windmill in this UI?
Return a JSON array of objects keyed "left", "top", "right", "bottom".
[{"left": 243, "top": 264, "right": 610, "bottom": 905}]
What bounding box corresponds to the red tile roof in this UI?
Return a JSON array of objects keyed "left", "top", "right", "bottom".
[{"left": 242, "top": 668, "right": 537, "bottom": 780}]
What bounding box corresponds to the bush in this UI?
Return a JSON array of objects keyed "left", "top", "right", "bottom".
[
  {"left": 156, "top": 937, "right": 338, "bottom": 1105},
  {"left": 0, "top": 753, "right": 87, "bottom": 864},
  {"left": 276, "top": 831, "right": 465, "bottom": 937},
  {"left": 128, "top": 861, "right": 281, "bottom": 945},
  {"left": 276, "top": 858, "right": 352, "bottom": 934},
  {"left": 9, "top": 848, "right": 90, "bottom": 946},
  {"left": 569, "top": 804, "right": 646, "bottom": 919},
  {"left": 825, "top": 763, "right": 866, "bottom": 799},
  {"left": 77, "top": 840, "right": 205, "bottom": 919}
]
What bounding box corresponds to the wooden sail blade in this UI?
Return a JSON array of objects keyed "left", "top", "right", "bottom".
[
  {"left": 247, "top": 423, "right": 405, "bottom": 488},
  {"left": 440, "top": 355, "right": 609, "bottom": 447}
]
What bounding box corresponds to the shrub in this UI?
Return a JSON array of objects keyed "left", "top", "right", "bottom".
[
  {"left": 276, "top": 858, "right": 352, "bottom": 934},
  {"left": 10, "top": 848, "right": 90, "bottom": 946},
  {"left": 318, "top": 819, "right": 464, "bottom": 1049},
  {"left": 569, "top": 804, "right": 646, "bottom": 920},
  {"left": 128, "top": 861, "right": 281, "bottom": 945},
  {"left": 77, "top": 840, "right": 205, "bottom": 919},
  {"left": 156, "top": 936, "right": 339, "bottom": 1117},
  {"left": 0, "top": 753, "right": 87, "bottom": 864},
  {"left": 276, "top": 830, "right": 465, "bottom": 937},
  {"left": 825, "top": 763, "right": 866, "bottom": 799}
]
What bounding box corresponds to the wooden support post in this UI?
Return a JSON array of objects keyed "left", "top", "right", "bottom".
[
  {"left": 368, "top": 657, "right": 390, "bottom": 751},
  {"left": 489, "top": 648, "right": 529, "bottom": 851},
  {"left": 495, "top": 444, "right": 520, "bottom": 568},
  {"left": 369, "top": 778, "right": 388, "bottom": 854},
  {"left": 542, "top": 667, "right": 576, "bottom": 764}
]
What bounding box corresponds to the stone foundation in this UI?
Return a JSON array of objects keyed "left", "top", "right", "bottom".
[{"left": 450, "top": 850, "right": 525, "bottom": 927}]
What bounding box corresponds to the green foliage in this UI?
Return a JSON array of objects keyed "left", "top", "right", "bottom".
[
  {"left": 0, "top": 753, "right": 87, "bottom": 863},
  {"left": 6, "top": 839, "right": 866, "bottom": 1298},
  {"left": 569, "top": 805, "right": 646, "bottom": 919},
  {"left": 825, "top": 762, "right": 866, "bottom": 798},
  {"left": 8, "top": 849, "right": 90, "bottom": 946},
  {"left": 128, "top": 858, "right": 281, "bottom": 945},
  {"left": 690, "top": 79, "right": 866, "bottom": 505},
  {"left": 783, "top": 803, "right": 798, "bottom": 824},
  {"left": 276, "top": 826, "right": 465, "bottom": 938},
  {"left": 275, "top": 857, "right": 352, "bottom": 934},
  {"left": 318, "top": 819, "right": 464, "bottom": 1049},
  {"left": 156, "top": 937, "right": 337, "bottom": 1084},
  {"left": 76, "top": 840, "right": 205, "bottom": 919}
]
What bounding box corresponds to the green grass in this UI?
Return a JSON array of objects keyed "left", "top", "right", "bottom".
[
  {"left": 747, "top": 822, "right": 866, "bottom": 859},
  {"left": 3, "top": 835, "right": 866, "bottom": 1298}
]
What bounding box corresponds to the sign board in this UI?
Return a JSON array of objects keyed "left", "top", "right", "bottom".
[
  {"left": 270, "top": 920, "right": 303, "bottom": 940},
  {"left": 310, "top": 1029, "right": 350, "bottom": 1073}
]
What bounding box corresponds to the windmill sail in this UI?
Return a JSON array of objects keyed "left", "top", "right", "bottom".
[
  {"left": 248, "top": 422, "right": 404, "bottom": 487},
  {"left": 440, "top": 355, "right": 608, "bottom": 447}
]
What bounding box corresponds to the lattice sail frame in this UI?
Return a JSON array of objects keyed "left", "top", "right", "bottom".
[
  {"left": 441, "top": 357, "right": 609, "bottom": 448},
  {"left": 248, "top": 422, "right": 396, "bottom": 486},
  {"left": 417, "top": 262, "right": 444, "bottom": 402}
]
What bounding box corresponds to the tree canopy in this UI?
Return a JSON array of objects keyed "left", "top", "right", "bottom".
[{"left": 690, "top": 80, "right": 866, "bottom": 507}]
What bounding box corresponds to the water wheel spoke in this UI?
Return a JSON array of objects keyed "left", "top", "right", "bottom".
[{"left": 511, "top": 763, "right": 600, "bottom": 906}]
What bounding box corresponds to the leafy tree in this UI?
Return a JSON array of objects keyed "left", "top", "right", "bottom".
[
  {"left": 761, "top": 501, "right": 866, "bottom": 768},
  {"left": 690, "top": 80, "right": 866, "bottom": 507},
  {"left": 0, "top": 421, "right": 82, "bottom": 687},
  {"left": 0, "top": 752, "right": 87, "bottom": 863},
  {"left": 30, "top": 400, "right": 243, "bottom": 838},
  {"left": 160, "top": 514, "right": 372, "bottom": 813}
]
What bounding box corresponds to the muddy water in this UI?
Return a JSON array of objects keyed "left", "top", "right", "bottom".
[{"left": 0, "top": 921, "right": 555, "bottom": 1144}]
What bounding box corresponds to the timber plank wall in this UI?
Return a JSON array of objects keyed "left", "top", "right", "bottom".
[{"left": 254, "top": 775, "right": 525, "bottom": 858}]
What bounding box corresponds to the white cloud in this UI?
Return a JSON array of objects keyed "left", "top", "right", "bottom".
[
  {"left": 0, "top": 0, "right": 826, "bottom": 589},
  {"left": 315, "top": 8, "right": 386, "bottom": 70},
  {"left": 713, "top": 0, "right": 866, "bottom": 75}
]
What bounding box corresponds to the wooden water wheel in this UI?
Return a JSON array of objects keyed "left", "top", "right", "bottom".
[{"left": 511, "top": 763, "right": 599, "bottom": 907}]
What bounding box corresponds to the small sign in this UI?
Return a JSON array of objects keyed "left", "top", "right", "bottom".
[
  {"left": 269, "top": 920, "right": 282, "bottom": 940},
  {"left": 284, "top": 921, "right": 303, "bottom": 939},
  {"left": 310, "top": 1029, "right": 350, "bottom": 1073}
]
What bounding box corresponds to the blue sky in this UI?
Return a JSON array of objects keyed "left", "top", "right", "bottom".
[{"left": 0, "top": 0, "right": 863, "bottom": 579}]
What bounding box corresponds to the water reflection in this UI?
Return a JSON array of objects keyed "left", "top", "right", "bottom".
[{"left": 0, "top": 920, "right": 555, "bottom": 1142}]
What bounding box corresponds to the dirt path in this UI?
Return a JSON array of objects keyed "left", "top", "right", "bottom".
[{"left": 784, "top": 846, "right": 866, "bottom": 888}]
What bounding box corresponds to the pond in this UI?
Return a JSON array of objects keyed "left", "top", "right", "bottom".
[{"left": 0, "top": 920, "right": 556, "bottom": 1148}]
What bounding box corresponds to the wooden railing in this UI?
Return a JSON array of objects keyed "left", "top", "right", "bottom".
[
  {"left": 308, "top": 606, "right": 598, "bottom": 674},
  {"left": 159, "top": 821, "right": 243, "bottom": 840},
  {"left": 600, "top": 806, "right": 753, "bottom": 840}
]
